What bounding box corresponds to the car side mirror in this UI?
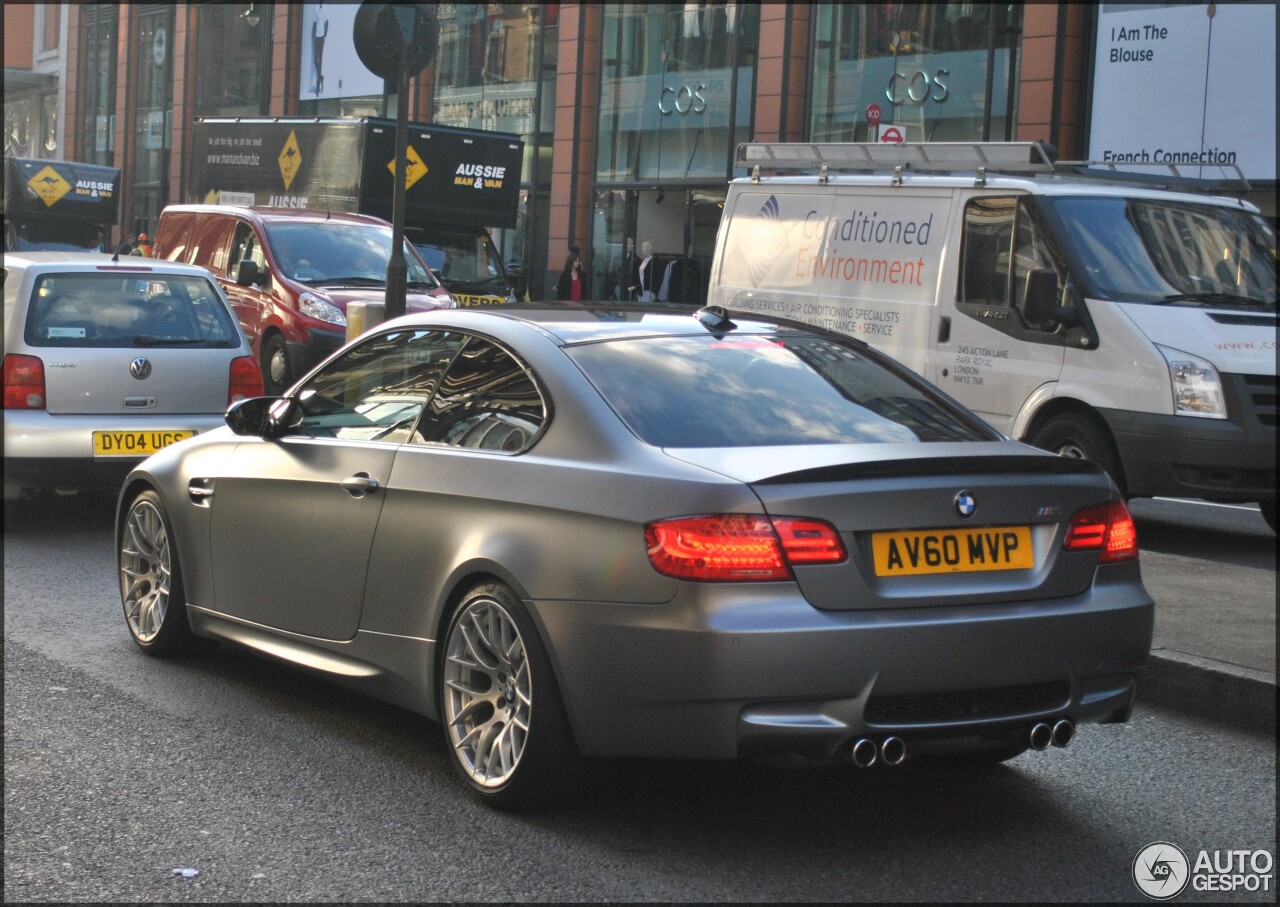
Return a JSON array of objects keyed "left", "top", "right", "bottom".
[
  {"left": 226, "top": 396, "right": 291, "bottom": 436},
  {"left": 236, "top": 259, "right": 262, "bottom": 287},
  {"left": 1023, "top": 268, "right": 1061, "bottom": 327}
]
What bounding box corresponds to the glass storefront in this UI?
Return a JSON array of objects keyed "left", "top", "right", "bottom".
[
  {"left": 193, "top": 3, "right": 273, "bottom": 118},
  {"left": 128, "top": 5, "right": 175, "bottom": 241},
  {"left": 431, "top": 3, "right": 560, "bottom": 298},
  {"left": 810, "top": 3, "right": 1021, "bottom": 143},
  {"left": 78, "top": 5, "right": 118, "bottom": 167},
  {"left": 593, "top": 3, "right": 758, "bottom": 305}
]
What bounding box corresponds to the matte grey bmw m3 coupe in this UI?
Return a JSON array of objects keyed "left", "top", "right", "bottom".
[{"left": 116, "top": 303, "right": 1153, "bottom": 809}]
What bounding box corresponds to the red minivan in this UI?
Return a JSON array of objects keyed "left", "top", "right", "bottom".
[{"left": 154, "top": 205, "right": 454, "bottom": 394}]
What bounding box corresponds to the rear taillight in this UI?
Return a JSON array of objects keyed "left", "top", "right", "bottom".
[
  {"left": 644, "top": 514, "right": 847, "bottom": 582},
  {"left": 3, "top": 354, "right": 46, "bottom": 410},
  {"left": 228, "top": 355, "right": 264, "bottom": 405},
  {"left": 1063, "top": 500, "right": 1139, "bottom": 563}
]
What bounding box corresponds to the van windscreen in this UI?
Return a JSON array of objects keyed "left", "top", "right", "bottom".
[
  {"left": 264, "top": 222, "right": 439, "bottom": 288},
  {"left": 1049, "top": 197, "right": 1276, "bottom": 309}
]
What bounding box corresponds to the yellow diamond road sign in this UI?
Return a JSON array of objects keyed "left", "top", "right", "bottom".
[
  {"left": 278, "top": 130, "right": 302, "bottom": 190},
  {"left": 28, "top": 166, "right": 72, "bottom": 208},
  {"left": 387, "top": 145, "right": 428, "bottom": 191}
]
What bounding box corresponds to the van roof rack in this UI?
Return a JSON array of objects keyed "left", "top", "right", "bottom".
[{"left": 736, "top": 142, "right": 1251, "bottom": 194}]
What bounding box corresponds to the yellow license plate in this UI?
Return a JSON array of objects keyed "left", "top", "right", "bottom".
[
  {"left": 872, "top": 526, "right": 1034, "bottom": 576},
  {"left": 455, "top": 294, "right": 511, "bottom": 307},
  {"left": 93, "top": 430, "right": 197, "bottom": 457}
]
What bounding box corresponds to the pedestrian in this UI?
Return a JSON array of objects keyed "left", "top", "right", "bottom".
[
  {"left": 555, "top": 251, "right": 588, "bottom": 301},
  {"left": 634, "top": 240, "right": 655, "bottom": 302}
]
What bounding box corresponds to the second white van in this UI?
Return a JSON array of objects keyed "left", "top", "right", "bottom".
[{"left": 709, "top": 142, "right": 1276, "bottom": 531}]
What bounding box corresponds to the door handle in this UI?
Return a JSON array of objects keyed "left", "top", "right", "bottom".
[
  {"left": 341, "top": 473, "right": 380, "bottom": 496},
  {"left": 938, "top": 315, "right": 951, "bottom": 344}
]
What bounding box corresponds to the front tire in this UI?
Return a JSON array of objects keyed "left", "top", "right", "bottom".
[
  {"left": 260, "top": 332, "right": 291, "bottom": 396},
  {"left": 119, "top": 490, "right": 198, "bottom": 656},
  {"left": 1029, "top": 411, "right": 1125, "bottom": 494},
  {"left": 439, "top": 582, "right": 579, "bottom": 809}
]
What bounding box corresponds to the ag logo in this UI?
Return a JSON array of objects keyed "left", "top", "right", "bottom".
[
  {"left": 277, "top": 130, "right": 302, "bottom": 190},
  {"left": 387, "top": 144, "right": 428, "bottom": 191},
  {"left": 28, "top": 166, "right": 72, "bottom": 208},
  {"left": 1133, "top": 842, "right": 1190, "bottom": 899},
  {"left": 746, "top": 194, "right": 784, "bottom": 288}
]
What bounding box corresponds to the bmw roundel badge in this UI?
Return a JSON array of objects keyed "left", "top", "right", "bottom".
[{"left": 954, "top": 491, "right": 976, "bottom": 519}]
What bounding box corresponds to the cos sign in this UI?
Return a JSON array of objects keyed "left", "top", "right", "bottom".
[
  {"left": 886, "top": 69, "right": 950, "bottom": 106},
  {"left": 658, "top": 83, "right": 708, "bottom": 115}
]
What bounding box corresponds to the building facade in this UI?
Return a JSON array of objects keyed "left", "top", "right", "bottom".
[{"left": 5, "top": 2, "right": 1273, "bottom": 302}]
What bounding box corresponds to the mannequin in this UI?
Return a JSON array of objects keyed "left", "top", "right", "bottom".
[{"left": 635, "top": 240, "right": 655, "bottom": 302}]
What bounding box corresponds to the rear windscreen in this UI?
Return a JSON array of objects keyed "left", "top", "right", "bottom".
[
  {"left": 24, "top": 272, "right": 241, "bottom": 348},
  {"left": 566, "top": 333, "right": 994, "bottom": 447}
]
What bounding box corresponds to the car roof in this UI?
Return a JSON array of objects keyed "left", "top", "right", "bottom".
[
  {"left": 161, "top": 204, "right": 392, "bottom": 227},
  {"left": 381, "top": 302, "right": 820, "bottom": 346},
  {"left": 2, "top": 251, "right": 217, "bottom": 277}
]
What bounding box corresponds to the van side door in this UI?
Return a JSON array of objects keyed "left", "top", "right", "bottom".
[
  {"left": 934, "top": 194, "right": 1069, "bottom": 434},
  {"left": 223, "top": 219, "right": 273, "bottom": 347}
]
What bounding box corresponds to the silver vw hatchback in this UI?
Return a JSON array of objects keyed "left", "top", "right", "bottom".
[
  {"left": 4, "top": 252, "right": 261, "bottom": 498},
  {"left": 115, "top": 304, "right": 1153, "bottom": 809}
]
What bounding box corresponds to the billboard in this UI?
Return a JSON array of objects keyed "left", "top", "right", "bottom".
[{"left": 1089, "top": 3, "right": 1276, "bottom": 181}]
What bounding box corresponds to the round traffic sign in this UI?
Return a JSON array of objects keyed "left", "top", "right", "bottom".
[
  {"left": 865, "top": 103, "right": 882, "bottom": 126},
  {"left": 354, "top": 2, "right": 438, "bottom": 81}
]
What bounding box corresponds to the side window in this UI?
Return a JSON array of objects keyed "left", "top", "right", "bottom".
[
  {"left": 229, "top": 222, "right": 266, "bottom": 278},
  {"left": 1010, "top": 198, "right": 1060, "bottom": 313},
  {"left": 959, "top": 196, "right": 1016, "bottom": 306},
  {"left": 285, "top": 330, "right": 468, "bottom": 443},
  {"left": 412, "top": 338, "right": 547, "bottom": 453}
]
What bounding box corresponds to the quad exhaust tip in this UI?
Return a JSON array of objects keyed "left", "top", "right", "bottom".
[
  {"left": 880, "top": 736, "right": 907, "bottom": 766},
  {"left": 851, "top": 736, "right": 907, "bottom": 768},
  {"left": 1029, "top": 719, "right": 1075, "bottom": 751},
  {"left": 1029, "top": 722, "right": 1053, "bottom": 750},
  {"left": 1051, "top": 719, "right": 1074, "bottom": 748}
]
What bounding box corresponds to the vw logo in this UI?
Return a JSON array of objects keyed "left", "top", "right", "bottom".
[
  {"left": 954, "top": 491, "right": 976, "bottom": 519},
  {"left": 130, "top": 357, "right": 153, "bottom": 380}
]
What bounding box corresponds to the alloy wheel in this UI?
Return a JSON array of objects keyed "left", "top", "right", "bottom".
[
  {"left": 120, "top": 499, "right": 172, "bottom": 643},
  {"left": 443, "top": 596, "right": 531, "bottom": 789}
]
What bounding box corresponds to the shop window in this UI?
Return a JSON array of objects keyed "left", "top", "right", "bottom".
[{"left": 194, "top": 3, "right": 273, "bottom": 117}]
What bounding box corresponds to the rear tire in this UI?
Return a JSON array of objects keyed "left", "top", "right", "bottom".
[
  {"left": 439, "top": 582, "right": 580, "bottom": 810},
  {"left": 1029, "top": 412, "right": 1125, "bottom": 494},
  {"left": 119, "top": 490, "right": 199, "bottom": 656},
  {"left": 260, "top": 332, "right": 291, "bottom": 395}
]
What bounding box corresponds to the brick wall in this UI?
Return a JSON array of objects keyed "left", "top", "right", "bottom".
[
  {"left": 5, "top": 3, "right": 35, "bottom": 68},
  {"left": 755, "top": 2, "right": 811, "bottom": 142}
]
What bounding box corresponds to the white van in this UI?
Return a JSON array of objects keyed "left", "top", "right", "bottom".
[{"left": 709, "top": 143, "right": 1276, "bottom": 531}]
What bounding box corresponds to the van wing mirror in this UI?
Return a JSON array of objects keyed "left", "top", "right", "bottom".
[
  {"left": 236, "top": 259, "right": 261, "bottom": 287},
  {"left": 1022, "top": 268, "right": 1061, "bottom": 327}
]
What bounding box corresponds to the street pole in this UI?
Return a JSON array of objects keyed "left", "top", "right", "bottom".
[{"left": 385, "top": 36, "right": 410, "bottom": 320}]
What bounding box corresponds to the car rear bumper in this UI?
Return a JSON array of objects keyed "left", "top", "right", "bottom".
[
  {"left": 531, "top": 562, "right": 1153, "bottom": 760},
  {"left": 3, "top": 410, "right": 227, "bottom": 491}
]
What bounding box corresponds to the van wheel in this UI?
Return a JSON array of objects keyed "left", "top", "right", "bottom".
[
  {"left": 260, "top": 333, "right": 291, "bottom": 395},
  {"left": 1029, "top": 412, "right": 1125, "bottom": 494}
]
